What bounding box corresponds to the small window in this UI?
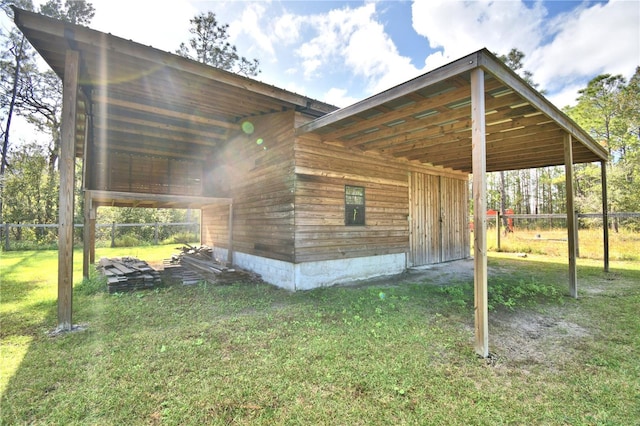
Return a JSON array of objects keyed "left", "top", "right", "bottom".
[{"left": 345, "top": 185, "right": 365, "bottom": 226}]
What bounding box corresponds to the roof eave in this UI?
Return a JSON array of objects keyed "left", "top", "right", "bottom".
[
  {"left": 294, "top": 50, "right": 482, "bottom": 136},
  {"left": 476, "top": 49, "right": 608, "bottom": 162},
  {"left": 12, "top": 6, "right": 338, "bottom": 117}
]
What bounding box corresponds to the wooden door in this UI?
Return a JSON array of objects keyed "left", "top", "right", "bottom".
[
  {"left": 408, "top": 172, "right": 441, "bottom": 266},
  {"left": 439, "top": 176, "right": 469, "bottom": 262},
  {"left": 409, "top": 172, "right": 469, "bottom": 266}
]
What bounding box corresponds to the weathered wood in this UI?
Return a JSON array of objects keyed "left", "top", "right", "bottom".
[
  {"left": 565, "top": 134, "right": 578, "bottom": 298},
  {"left": 409, "top": 172, "right": 440, "bottom": 265},
  {"left": 57, "top": 49, "right": 79, "bottom": 331},
  {"left": 471, "top": 67, "right": 489, "bottom": 358},
  {"left": 87, "top": 190, "right": 230, "bottom": 209},
  {"left": 82, "top": 192, "right": 91, "bottom": 279},
  {"left": 201, "top": 111, "right": 297, "bottom": 263},
  {"left": 601, "top": 161, "right": 609, "bottom": 272},
  {"left": 496, "top": 211, "right": 501, "bottom": 251},
  {"left": 227, "top": 203, "right": 234, "bottom": 265},
  {"left": 97, "top": 257, "right": 160, "bottom": 293}
]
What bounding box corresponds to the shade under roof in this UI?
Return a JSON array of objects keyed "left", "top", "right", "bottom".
[
  {"left": 14, "top": 8, "right": 607, "bottom": 178},
  {"left": 295, "top": 49, "right": 608, "bottom": 173},
  {"left": 13, "top": 7, "right": 337, "bottom": 163}
]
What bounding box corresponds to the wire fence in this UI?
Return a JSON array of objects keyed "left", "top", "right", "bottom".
[
  {"left": 1, "top": 222, "right": 200, "bottom": 251},
  {"left": 484, "top": 212, "right": 640, "bottom": 232}
]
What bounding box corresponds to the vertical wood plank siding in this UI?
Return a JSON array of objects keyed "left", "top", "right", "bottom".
[
  {"left": 202, "top": 111, "right": 296, "bottom": 262},
  {"left": 408, "top": 172, "right": 469, "bottom": 266},
  {"left": 440, "top": 176, "right": 470, "bottom": 261}
]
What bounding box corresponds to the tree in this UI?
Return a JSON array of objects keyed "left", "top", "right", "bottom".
[
  {"left": 565, "top": 69, "right": 640, "bottom": 229},
  {"left": 494, "top": 48, "right": 547, "bottom": 231},
  {"left": 1, "top": 0, "right": 36, "bottom": 222},
  {"left": 496, "top": 48, "right": 544, "bottom": 93},
  {"left": 1, "top": 0, "right": 94, "bottom": 224},
  {"left": 177, "top": 11, "right": 260, "bottom": 77},
  {"left": 2, "top": 141, "right": 58, "bottom": 240},
  {"left": 38, "top": 0, "right": 94, "bottom": 25}
]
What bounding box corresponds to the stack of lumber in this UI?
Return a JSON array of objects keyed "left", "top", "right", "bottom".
[
  {"left": 97, "top": 257, "right": 161, "bottom": 293},
  {"left": 163, "top": 244, "right": 262, "bottom": 285}
]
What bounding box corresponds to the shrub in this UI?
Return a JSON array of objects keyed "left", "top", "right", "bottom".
[
  {"left": 161, "top": 232, "right": 199, "bottom": 245},
  {"left": 113, "top": 235, "right": 145, "bottom": 247},
  {"left": 75, "top": 272, "right": 107, "bottom": 296},
  {"left": 438, "top": 277, "right": 562, "bottom": 312}
]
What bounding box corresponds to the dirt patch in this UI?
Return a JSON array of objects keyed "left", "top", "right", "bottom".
[
  {"left": 484, "top": 308, "right": 591, "bottom": 371},
  {"left": 344, "top": 258, "right": 593, "bottom": 370}
]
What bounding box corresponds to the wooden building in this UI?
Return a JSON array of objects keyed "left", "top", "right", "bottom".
[{"left": 14, "top": 8, "right": 609, "bottom": 356}]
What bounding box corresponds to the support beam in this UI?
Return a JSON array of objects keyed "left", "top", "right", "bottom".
[
  {"left": 89, "top": 206, "right": 96, "bottom": 264},
  {"left": 601, "top": 160, "right": 609, "bottom": 272},
  {"left": 564, "top": 134, "right": 578, "bottom": 298},
  {"left": 227, "top": 203, "right": 234, "bottom": 265},
  {"left": 496, "top": 211, "right": 501, "bottom": 251},
  {"left": 471, "top": 68, "right": 489, "bottom": 358},
  {"left": 82, "top": 193, "right": 91, "bottom": 279},
  {"left": 82, "top": 113, "right": 90, "bottom": 280},
  {"left": 57, "top": 50, "right": 79, "bottom": 331}
]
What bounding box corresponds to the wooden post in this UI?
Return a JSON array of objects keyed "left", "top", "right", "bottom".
[
  {"left": 601, "top": 161, "right": 609, "bottom": 272},
  {"left": 111, "top": 222, "right": 116, "bottom": 248},
  {"left": 471, "top": 68, "right": 489, "bottom": 358},
  {"left": 4, "top": 223, "right": 9, "bottom": 251},
  {"left": 227, "top": 203, "right": 234, "bottom": 265},
  {"left": 575, "top": 210, "right": 580, "bottom": 258},
  {"left": 89, "top": 206, "right": 96, "bottom": 264},
  {"left": 496, "top": 211, "right": 501, "bottom": 251},
  {"left": 564, "top": 134, "right": 578, "bottom": 298},
  {"left": 57, "top": 50, "right": 79, "bottom": 331},
  {"left": 154, "top": 222, "right": 159, "bottom": 245},
  {"left": 82, "top": 193, "right": 91, "bottom": 279}
]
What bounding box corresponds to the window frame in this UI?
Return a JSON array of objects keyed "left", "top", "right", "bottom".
[{"left": 344, "top": 185, "right": 365, "bottom": 226}]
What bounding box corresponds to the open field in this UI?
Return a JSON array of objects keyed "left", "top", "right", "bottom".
[
  {"left": 1, "top": 244, "right": 639, "bottom": 424},
  {"left": 486, "top": 227, "right": 639, "bottom": 261}
]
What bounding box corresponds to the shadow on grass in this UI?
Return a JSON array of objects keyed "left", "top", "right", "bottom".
[{"left": 2, "top": 254, "right": 639, "bottom": 424}]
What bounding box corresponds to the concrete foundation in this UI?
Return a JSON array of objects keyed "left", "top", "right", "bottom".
[{"left": 212, "top": 247, "right": 406, "bottom": 291}]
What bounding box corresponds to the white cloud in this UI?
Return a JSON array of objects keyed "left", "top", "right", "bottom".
[
  {"left": 293, "top": 3, "right": 420, "bottom": 95},
  {"left": 528, "top": 0, "right": 640, "bottom": 92},
  {"left": 228, "top": 3, "right": 275, "bottom": 58},
  {"left": 323, "top": 87, "right": 360, "bottom": 108},
  {"left": 90, "top": 0, "right": 197, "bottom": 53},
  {"left": 546, "top": 82, "right": 586, "bottom": 109},
  {"left": 412, "top": 0, "right": 547, "bottom": 70},
  {"left": 273, "top": 12, "right": 303, "bottom": 45}
]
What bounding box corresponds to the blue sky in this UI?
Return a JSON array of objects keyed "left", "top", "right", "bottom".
[
  {"left": 84, "top": 0, "right": 638, "bottom": 109},
  {"left": 3, "top": 0, "right": 639, "bottom": 144}
]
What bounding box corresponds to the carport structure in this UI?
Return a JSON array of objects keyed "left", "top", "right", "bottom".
[{"left": 14, "top": 7, "right": 609, "bottom": 357}]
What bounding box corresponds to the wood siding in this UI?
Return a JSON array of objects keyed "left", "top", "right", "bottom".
[
  {"left": 202, "top": 110, "right": 469, "bottom": 266},
  {"left": 440, "top": 176, "right": 469, "bottom": 261},
  {"left": 293, "top": 131, "right": 467, "bottom": 264},
  {"left": 202, "top": 111, "right": 297, "bottom": 262},
  {"left": 409, "top": 172, "right": 441, "bottom": 265},
  {"left": 409, "top": 172, "right": 469, "bottom": 266}
]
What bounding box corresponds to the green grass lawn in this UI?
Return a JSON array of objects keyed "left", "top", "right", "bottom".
[{"left": 1, "top": 245, "right": 639, "bottom": 424}]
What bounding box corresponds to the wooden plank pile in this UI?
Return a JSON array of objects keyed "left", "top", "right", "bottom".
[
  {"left": 164, "top": 244, "right": 262, "bottom": 285},
  {"left": 97, "top": 257, "right": 161, "bottom": 293}
]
